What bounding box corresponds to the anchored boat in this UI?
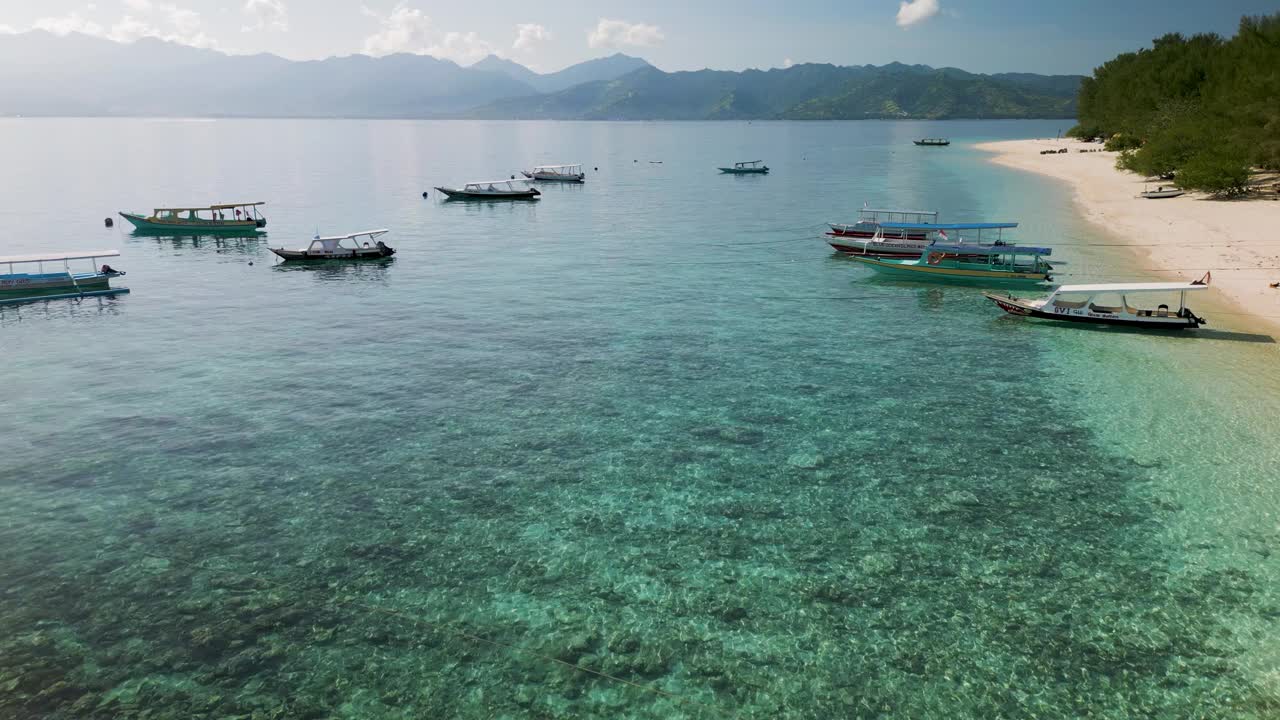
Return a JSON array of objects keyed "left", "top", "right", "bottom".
[
  {"left": 1139, "top": 187, "right": 1185, "bottom": 199},
  {"left": 270, "top": 230, "right": 395, "bottom": 262},
  {"left": 522, "top": 164, "right": 585, "bottom": 183},
  {"left": 0, "top": 250, "right": 130, "bottom": 305},
  {"left": 984, "top": 276, "right": 1209, "bottom": 329},
  {"left": 851, "top": 243, "right": 1053, "bottom": 286},
  {"left": 435, "top": 180, "right": 541, "bottom": 200},
  {"left": 119, "top": 202, "right": 267, "bottom": 233},
  {"left": 829, "top": 219, "right": 1018, "bottom": 258},
  {"left": 718, "top": 161, "right": 770, "bottom": 175},
  {"left": 828, "top": 207, "right": 939, "bottom": 242},
  {"left": 914, "top": 138, "right": 951, "bottom": 147}
]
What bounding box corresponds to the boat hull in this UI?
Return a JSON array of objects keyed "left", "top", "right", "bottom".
[
  {"left": 271, "top": 247, "right": 396, "bottom": 262},
  {"left": 435, "top": 187, "right": 541, "bottom": 201},
  {"left": 851, "top": 256, "right": 1050, "bottom": 286},
  {"left": 984, "top": 293, "right": 1202, "bottom": 328},
  {"left": 914, "top": 141, "right": 950, "bottom": 146},
  {"left": 0, "top": 272, "right": 113, "bottom": 294},
  {"left": 119, "top": 212, "right": 265, "bottom": 234},
  {"left": 522, "top": 171, "right": 584, "bottom": 183},
  {"left": 719, "top": 168, "right": 769, "bottom": 174},
  {"left": 828, "top": 224, "right": 929, "bottom": 242}
]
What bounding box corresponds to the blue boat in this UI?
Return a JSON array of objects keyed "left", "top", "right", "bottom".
[{"left": 0, "top": 250, "right": 130, "bottom": 305}]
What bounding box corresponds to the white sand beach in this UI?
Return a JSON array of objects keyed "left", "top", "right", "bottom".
[{"left": 977, "top": 138, "right": 1280, "bottom": 333}]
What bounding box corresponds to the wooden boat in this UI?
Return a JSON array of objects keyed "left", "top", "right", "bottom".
[
  {"left": 984, "top": 276, "right": 1209, "bottom": 329},
  {"left": 850, "top": 243, "right": 1053, "bottom": 286},
  {"left": 828, "top": 207, "right": 939, "bottom": 241},
  {"left": 1139, "top": 187, "right": 1185, "bottom": 199},
  {"left": 829, "top": 218, "right": 1018, "bottom": 258},
  {"left": 719, "top": 161, "right": 770, "bottom": 174},
  {"left": 270, "top": 230, "right": 395, "bottom": 262},
  {"left": 435, "top": 180, "right": 541, "bottom": 200},
  {"left": 0, "top": 250, "right": 130, "bottom": 305},
  {"left": 522, "top": 164, "right": 585, "bottom": 183},
  {"left": 119, "top": 202, "right": 267, "bottom": 233},
  {"left": 914, "top": 138, "right": 950, "bottom": 146}
]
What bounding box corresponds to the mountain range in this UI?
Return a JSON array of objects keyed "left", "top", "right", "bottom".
[{"left": 0, "top": 31, "right": 1080, "bottom": 119}]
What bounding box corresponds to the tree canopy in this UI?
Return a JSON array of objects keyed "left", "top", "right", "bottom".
[{"left": 1069, "top": 14, "right": 1280, "bottom": 196}]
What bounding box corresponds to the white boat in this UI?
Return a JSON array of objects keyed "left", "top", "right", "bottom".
[
  {"left": 1139, "top": 187, "right": 1185, "bottom": 199},
  {"left": 827, "top": 207, "right": 939, "bottom": 243},
  {"left": 522, "top": 164, "right": 585, "bottom": 183},
  {"left": 0, "top": 250, "right": 130, "bottom": 305},
  {"left": 270, "top": 230, "right": 395, "bottom": 262},
  {"left": 435, "top": 180, "right": 541, "bottom": 200},
  {"left": 984, "top": 275, "right": 1210, "bottom": 329}
]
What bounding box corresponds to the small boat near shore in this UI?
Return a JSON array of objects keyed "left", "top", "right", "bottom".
[
  {"left": 914, "top": 138, "right": 951, "bottom": 147},
  {"left": 119, "top": 202, "right": 267, "bottom": 233},
  {"left": 829, "top": 220, "right": 1018, "bottom": 258},
  {"left": 984, "top": 276, "right": 1210, "bottom": 329},
  {"left": 435, "top": 180, "right": 541, "bottom": 200},
  {"left": 851, "top": 243, "right": 1053, "bottom": 286},
  {"left": 270, "top": 230, "right": 395, "bottom": 262},
  {"left": 719, "top": 161, "right": 770, "bottom": 175},
  {"left": 828, "top": 207, "right": 939, "bottom": 241},
  {"left": 1139, "top": 187, "right": 1185, "bottom": 199},
  {"left": 1, "top": 250, "right": 130, "bottom": 305},
  {"left": 522, "top": 164, "right": 585, "bottom": 183}
]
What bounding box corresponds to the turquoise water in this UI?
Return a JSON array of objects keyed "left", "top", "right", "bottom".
[{"left": 2, "top": 118, "right": 1279, "bottom": 719}]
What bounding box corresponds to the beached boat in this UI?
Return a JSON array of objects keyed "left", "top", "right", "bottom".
[
  {"left": 914, "top": 138, "right": 950, "bottom": 147},
  {"left": 828, "top": 219, "right": 1018, "bottom": 258},
  {"left": 1139, "top": 187, "right": 1185, "bottom": 199},
  {"left": 984, "top": 276, "right": 1209, "bottom": 329},
  {"left": 270, "top": 230, "right": 395, "bottom": 262},
  {"left": 828, "top": 207, "right": 939, "bottom": 241},
  {"left": 522, "top": 164, "right": 585, "bottom": 183},
  {"left": 850, "top": 243, "right": 1053, "bottom": 286},
  {"left": 435, "top": 180, "right": 541, "bottom": 200},
  {"left": 0, "top": 250, "right": 130, "bottom": 305},
  {"left": 119, "top": 202, "right": 267, "bottom": 233},
  {"left": 719, "top": 161, "right": 770, "bottom": 174}
]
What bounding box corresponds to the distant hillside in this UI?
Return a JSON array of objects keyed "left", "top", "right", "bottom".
[
  {"left": 472, "top": 53, "right": 652, "bottom": 94},
  {"left": 0, "top": 31, "right": 1078, "bottom": 120},
  {"left": 471, "top": 63, "right": 1081, "bottom": 120}
]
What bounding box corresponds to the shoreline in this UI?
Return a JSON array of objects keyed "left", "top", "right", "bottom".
[{"left": 976, "top": 138, "right": 1280, "bottom": 335}]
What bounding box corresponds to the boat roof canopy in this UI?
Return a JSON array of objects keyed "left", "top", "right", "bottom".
[
  {"left": 930, "top": 243, "right": 1052, "bottom": 256},
  {"left": 1053, "top": 281, "right": 1210, "bottom": 294},
  {"left": 466, "top": 180, "right": 527, "bottom": 186},
  {"left": 316, "top": 229, "right": 389, "bottom": 242},
  {"left": 861, "top": 208, "right": 937, "bottom": 216},
  {"left": 881, "top": 222, "right": 1018, "bottom": 230},
  {"left": 0, "top": 250, "right": 120, "bottom": 264},
  {"left": 153, "top": 202, "right": 265, "bottom": 212},
  {"left": 534, "top": 164, "right": 581, "bottom": 170}
]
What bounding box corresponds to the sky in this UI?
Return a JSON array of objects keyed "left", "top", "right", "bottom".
[{"left": 1, "top": 0, "right": 1275, "bottom": 75}]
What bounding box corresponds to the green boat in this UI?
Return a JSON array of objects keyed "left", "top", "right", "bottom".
[
  {"left": 850, "top": 242, "right": 1054, "bottom": 287},
  {"left": 718, "top": 160, "right": 769, "bottom": 175},
  {"left": 119, "top": 202, "right": 267, "bottom": 234}
]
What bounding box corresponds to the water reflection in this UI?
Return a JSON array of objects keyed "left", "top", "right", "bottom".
[
  {"left": 129, "top": 232, "right": 268, "bottom": 257},
  {"left": 0, "top": 293, "right": 127, "bottom": 324},
  {"left": 270, "top": 258, "right": 395, "bottom": 283}
]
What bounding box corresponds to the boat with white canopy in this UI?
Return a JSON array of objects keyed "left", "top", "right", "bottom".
[
  {"left": 119, "top": 202, "right": 267, "bottom": 233},
  {"left": 829, "top": 220, "right": 1018, "bottom": 258},
  {"left": 718, "top": 161, "right": 770, "bottom": 175},
  {"left": 0, "top": 250, "right": 129, "bottom": 305},
  {"left": 828, "top": 207, "right": 940, "bottom": 241},
  {"left": 851, "top": 243, "right": 1053, "bottom": 286},
  {"left": 984, "top": 275, "right": 1210, "bottom": 329},
  {"left": 435, "top": 180, "right": 541, "bottom": 200},
  {"left": 270, "top": 230, "right": 395, "bottom": 262},
  {"left": 522, "top": 165, "right": 585, "bottom": 183}
]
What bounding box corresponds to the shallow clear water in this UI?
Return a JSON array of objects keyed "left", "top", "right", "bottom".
[{"left": 2, "top": 118, "right": 1279, "bottom": 719}]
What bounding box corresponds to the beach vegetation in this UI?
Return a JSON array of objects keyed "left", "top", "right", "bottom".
[{"left": 1070, "top": 13, "right": 1280, "bottom": 194}]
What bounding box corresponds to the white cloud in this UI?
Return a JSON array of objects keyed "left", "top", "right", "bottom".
[
  {"left": 28, "top": 4, "right": 215, "bottom": 48},
  {"left": 0, "top": 24, "right": 17, "bottom": 34},
  {"left": 362, "top": 3, "right": 495, "bottom": 64},
  {"left": 513, "top": 23, "right": 549, "bottom": 51},
  {"left": 896, "top": 0, "right": 940, "bottom": 28},
  {"left": 587, "top": 18, "right": 663, "bottom": 49},
  {"left": 32, "top": 12, "right": 106, "bottom": 37},
  {"left": 242, "top": 0, "right": 288, "bottom": 32},
  {"left": 783, "top": 58, "right": 794, "bottom": 69}
]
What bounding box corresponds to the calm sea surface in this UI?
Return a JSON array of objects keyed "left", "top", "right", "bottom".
[{"left": 2, "top": 118, "right": 1279, "bottom": 719}]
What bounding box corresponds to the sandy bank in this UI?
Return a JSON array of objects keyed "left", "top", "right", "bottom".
[{"left": 976, "top": 138, "right": 1280, "bottom": 334}]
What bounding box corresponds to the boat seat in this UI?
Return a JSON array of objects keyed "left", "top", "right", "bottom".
[
  {"left": 1089, "top": 303, "right": 1121, "bottom": 314},
  {"left": 1156, "top": 304, "right": 1170, "bottom": 318}
]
